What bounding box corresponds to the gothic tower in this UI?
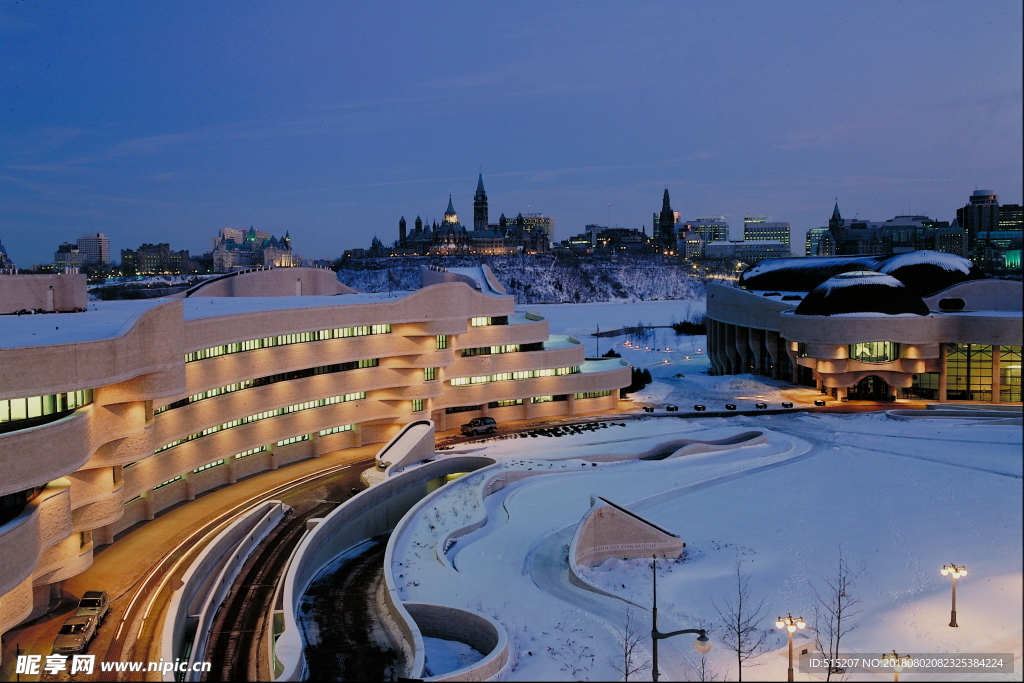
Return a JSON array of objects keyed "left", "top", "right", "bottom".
[
  {"left": 474, "top": 174, "right": 489, "bottom": 231},
  {"left": 399, "top": 216, "right": 407, "bottom": 247},
  {"left": 658, "top": 188, "right": 675, "bottom": 250},
  {"left": 829, "top": 201, "right": 843, "bottom": 230}
]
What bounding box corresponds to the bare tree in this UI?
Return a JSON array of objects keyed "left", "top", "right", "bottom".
[
  {"left": 713, "top": 560, "right": 771, "bottom": 682},
  {"left": 609, "top": 607, "right": 651, "bottom": 682},
  {"left": 812, "top": 547, "right": 864, "bottom": 681}
]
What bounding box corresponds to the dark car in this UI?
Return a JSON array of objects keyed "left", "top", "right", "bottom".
[{"left": 461, "top": 416, "right": 497, "bottom": 436}]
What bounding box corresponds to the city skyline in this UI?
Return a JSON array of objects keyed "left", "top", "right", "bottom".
[{"left": 1, "top": 1, "right": 1021, "bottom": 264}]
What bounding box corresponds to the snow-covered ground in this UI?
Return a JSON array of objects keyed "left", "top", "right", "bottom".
[{"left": 391, "top": 411, "right": 1022, "bottom": 681}]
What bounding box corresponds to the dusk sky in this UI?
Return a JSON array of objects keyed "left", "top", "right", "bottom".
[{"left": 1, "top": 1, "right": 1021, "bottom": 265}]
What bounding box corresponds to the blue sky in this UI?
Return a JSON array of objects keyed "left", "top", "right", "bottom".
[{"left": 1, "top": 1, "right": 1021, "bottom": 264}]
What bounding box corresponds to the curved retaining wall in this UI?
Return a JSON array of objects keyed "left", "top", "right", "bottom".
[
  {"left": 405, "top": 602, "right": 508, "bottom": 682},
  {"left": 273, "top": 455, "right": 496, "bottom": 682},
  {"left": 161, "top": 500, "right": 286, "bottom": 682}
]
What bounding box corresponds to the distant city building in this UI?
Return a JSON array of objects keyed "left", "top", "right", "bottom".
[
  {"left": 0, "top": 239, "right": 14, "bottom": 272},
  {"left": 652, "top": 189, "right": 679, "bottom": 253},
  {"left": 389, "top": 176, "right": 549, "bottom": 256},
  {"left": 805, "top": 226, "right": 834, "bottom": 257},
  {"left": 76, "top": 233, "right": 110, "bottom": 265},
  {"left": 743, "top": 216, "right": 791, "bottom": 249},
  {"left": 956, "top": 189, "right": 999, "bottom": 257},
  {"left": 811, "top": 202, "right": 968, "bottom": 258},
  {"left": 53, "top": 242, "right": 81, "bottom": 272},
  {"left": 975, "top": 201, "right": 1023, "bottom": 272},
  {"left": 207, "top": 227, "right": 295, "bottom": 272},
  {"left": 684, "top": 216, "right": 730, "bottom": 243},
  {"left": 120, "top": 243, "right": 198, "bottom": 275},
  {"left": 704, "top": 240, "right": 790, "bottom": 263}
]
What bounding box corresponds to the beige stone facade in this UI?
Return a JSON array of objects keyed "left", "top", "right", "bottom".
[
  {"left": 706, "top": 279, "right": 1022, "bottom": 402},
  {"left": 0, "top": 269, "right": 629, "bottom": 636}
]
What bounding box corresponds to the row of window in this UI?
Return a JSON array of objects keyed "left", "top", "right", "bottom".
[
  {"left": 156, "top": 359, "right": 379, "bottom": 415},
  {"left": 153, "top": 392, "right": 365, "bottom": 453},
  {"left": 947, "top": 344, "right": 1021, "bottom": 402},
  {"left": 796, "top": 341, "right": 902, "bottom": 364},
  {"left": 184, "top": 324, "right": 392, "bottom": 363},
  {"left": 450, "top": 365, "right": 581, "bottom": 387},
  {"left": 460, "top": 342, "right": 545, "bottom": 357},
  {"left": 470, "top": 316, "right": 509, "bottom": 327},
  {"left": 574, "top": 390, "right": 613, "bottom": 399},
  {"left": 0, "top": 389, "right": 93, "bottom": 425}
]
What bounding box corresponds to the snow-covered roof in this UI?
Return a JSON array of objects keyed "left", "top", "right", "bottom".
[
  {"left": 740, "top": 251, "right": 984, "bottom": 297},
  {"left": 182, "top": 291, "right": 414, "bottom": 320},
  {"left": 795, "top": 271, "right": 930, "bottom": 316},
  {"left": 0, "top": 299, "right": 166, "bottom": 349}
]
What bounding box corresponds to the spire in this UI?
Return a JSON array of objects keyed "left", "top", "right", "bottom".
[
  {"left": 444, "top": 195, "right": 459, "bottom": 225},
  {"left": 476, "top": 173, "right": 486, "bottom": 196},
  {"left": 832, "top": 201, "right": 841, "bottom": 221},
  {"left": 446, "top": 195, "right": 456, "bottom": 215}
]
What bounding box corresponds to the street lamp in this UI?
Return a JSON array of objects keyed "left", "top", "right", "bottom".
[
  {"left": 775, "top": 613, "right": 806, "bottom": 681},
  {"left": 940, "top": 564, "right": 966, "bottom": 627},
  {"left": 651, "top": 556, "right": 711, "bottom": 683},
  {"left": 881, "top": 650, "right": 910, "bottom": 682}
]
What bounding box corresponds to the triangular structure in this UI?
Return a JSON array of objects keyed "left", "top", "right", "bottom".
[{"left": 571, "top": 495, "right": 684, "bottom": 567}]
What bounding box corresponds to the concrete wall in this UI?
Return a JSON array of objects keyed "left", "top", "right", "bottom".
[
  {"left": 0, "top": 274, "right": 87, "bottom": 313},
  {"left": 571, "top": 497, "right": 684, "bottom": 568},
  {"left": 404, "top": 603, "right": 508, "bottom": 682},
  {"left": 273, "top": 456, "right": 496, "bottom": 682},
  {"left": 184, "top": 267, "right": 353, "bottom": 298}
]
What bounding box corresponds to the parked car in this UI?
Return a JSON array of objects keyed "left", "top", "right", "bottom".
[
  {"left": 52, "top": 616, "right": 97, "bottom": 655},
  {"left": 461, "top": 416, "right": 497, "bottom": 436},
  {"left": 725, "top": 404, "right": 737, "bottom": 411},
  {"left": 75, "top": 591, "right": 110, "bottom": 623}
]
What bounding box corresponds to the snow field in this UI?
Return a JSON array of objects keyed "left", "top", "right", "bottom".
[{"left": 389, "top": 412, "right": 1022, "bottom": 681}]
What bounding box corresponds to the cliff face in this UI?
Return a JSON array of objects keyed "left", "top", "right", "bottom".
[{"left": 336, "top": 255, "right": 707, "bottom": 304}]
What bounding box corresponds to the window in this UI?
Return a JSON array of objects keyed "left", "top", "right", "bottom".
[
  {"left": 193, "top": 460, "right": 224, "bottom": 474},
  {"left": 319, "top": 424, "right": 354, "bottom": 436},
  {"left": 276, "top": 434, "right": 309, "bottom": 447},
  {"left": 156, "top": 359, "right": 379, "bottom": 414},
  {"left": 412, "top": 399, "right": 425, "bottom": 412},
  {"left": 152, "top": 476, "right": 182, "bottom": 490},
  {"left": 445, "top": 405, "right": 481, "bottom": 414},
  {"left": 449, "top": 366, "right": 581, "bottom": 388},
  {"left": 946, "top": 343, "right": 993, "bottom": 401},
  {"left": 424, "top": 367, "right": 437, "bottom": 381},
  {"left": 470, "top": 315, "right": 508, "bottom": 327},
  {"left": 154, "top": 392, "right": 365, "bottom": 453},
  {"left": 797, "top": 343, "right": 808, "bottom": 358},
  {"left": 436, "top": 334, "right": 448, "bottom": 350},
  {"left": 900, "top": 373, "right": 940, "bottom": 400},
  {"left": 574, "top": 391, "right": 612, "bottom": 399},
  {"left": 531, "top": 395, "right": 554, "bottom": 403},
  {"left": 488, "top": 399, "right": 523, "bottom": 408},
  {"left": 1, "top": 389, "right": 94, "bottom": 430},
  {"left": 184, "top": 324, "right": 391, "bottom": 363},
  {"left": 235, "top": 446, "right": 266, "bottom": 460},
  {"left": 461, "top": 344, "right": 527, "bottom": 357},
  {"left": 848, "top": 342, "right": 899, "bottom": 363},
  {"left": 1000, "top": 346, "right": 1021, "bottom": 402}
]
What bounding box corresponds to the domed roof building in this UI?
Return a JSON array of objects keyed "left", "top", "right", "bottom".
[
  {"left": 705, "top": 251, "right": 1021, "bottom": 403},
  {"left": 794, "top": 271, "right": 930, "bottom": 317},
  {"left": 876, "top": 251, "right": 984, "bottom": 297}
]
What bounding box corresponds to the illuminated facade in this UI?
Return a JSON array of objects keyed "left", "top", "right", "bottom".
[
  {"left": 706, "top": 252, "right": 1022, "bottom": 402},
  {"left": 0, "top": 266, "right": 628, "bottom": 638}
]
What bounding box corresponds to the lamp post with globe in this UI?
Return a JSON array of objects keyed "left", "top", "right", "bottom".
[
  {"left": 650, "top": 556, "right": 712, "bottom": 683},
  {"left": 941, "top": 564, "right": 966, "bottom": 627},
  {"left": 775, "top": 613, "right": 806, "bottom": 681}
]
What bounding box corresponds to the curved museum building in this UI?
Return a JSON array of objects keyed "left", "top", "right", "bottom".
[
  {"left": 0, "top": 266, "right": 628, "bottom": 636},
  {"left": 706, "top": 251, "right": 1022, "bottom": 403}
]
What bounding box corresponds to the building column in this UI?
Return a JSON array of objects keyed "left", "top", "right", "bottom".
[
  {"left": 142, "top": 493, "right": 155, "bottom": 521},
  {"left": 524, "top": 399, "right": 534, "bottom": 420},
  {"left": 992, "top": 345, "right": 1001, "bottom": 403},
  {"left": 566, "top": 394, "right": 577, "bottom": 415},
  {"left": 268, "top": 444, "right": 279, "bottom": 470},
  {"left": 184, "top": 475, "right": 196, "bottom": 501},
  {"left": 938, "top": 343, "right": 948, "bottom": 402},
  {"left": 226, "top": 457, "right": 238, "bottom": 483}
]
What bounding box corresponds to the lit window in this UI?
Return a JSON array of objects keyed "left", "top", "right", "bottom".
[
  {"left": 412, "top": 399, "right": 425, "bottom": 412},
  {"left": 848, "top": 342, "right": 899, "bottom": 363},
  {"left": 424, "top": 367, "right": 437, "bottom": 381},
  {"left": 436, "top": 334, "right": 448, "bottom": 350}
]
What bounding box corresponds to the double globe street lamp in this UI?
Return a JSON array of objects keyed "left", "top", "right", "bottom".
[
  {"left": 775, "top": 613, "right": 806, "bottom": 681},
  {"left": 940, "top": 564, "right": 966, "bottom": 627}
]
